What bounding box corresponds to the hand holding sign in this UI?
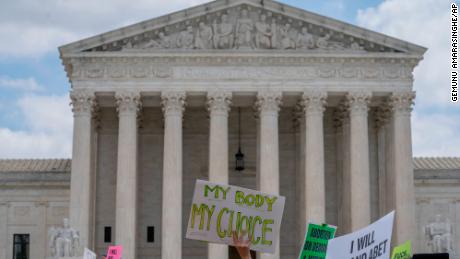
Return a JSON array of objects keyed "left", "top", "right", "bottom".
[{"left": 232, "top": 231, "right": 252, "bottom": 259}]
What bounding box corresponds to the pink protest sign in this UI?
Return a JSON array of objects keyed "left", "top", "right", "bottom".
[{"left": 106, "top": 246, "right": 122, "bottom": 259}]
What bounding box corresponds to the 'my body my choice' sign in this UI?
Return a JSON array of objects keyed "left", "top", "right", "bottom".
[{"left": 186, "top": 180, "right": 285, "bottom": 254}]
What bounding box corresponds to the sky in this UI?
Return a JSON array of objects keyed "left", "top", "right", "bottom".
[{"left": 0, "top": 0, "right": 458, "bottom": 158}]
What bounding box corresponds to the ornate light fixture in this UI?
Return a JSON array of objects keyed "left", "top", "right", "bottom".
[{"left": 235, "top": 107, "right": 245, "bottom": 171}]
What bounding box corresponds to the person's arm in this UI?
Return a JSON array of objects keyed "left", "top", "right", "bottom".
[{"left": 232, "top": 231, "right": 252, "bottom": 259}]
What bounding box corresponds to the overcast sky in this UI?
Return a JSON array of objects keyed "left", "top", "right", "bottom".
[{"left": 0, "top": 0, "right": 458, "bottom": 158}]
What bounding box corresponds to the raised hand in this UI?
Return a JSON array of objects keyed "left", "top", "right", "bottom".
[{"left": 232, "top": 231, "right": 252, "bottom": 259}]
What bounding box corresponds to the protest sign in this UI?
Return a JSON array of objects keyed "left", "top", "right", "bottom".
[
  {"left": 106, "top": 245, "right": 122, "bottom": 259},
  {"left": 186, "top": 180, "right": 285, "bottom": 254},
  {"left": 83, "top": 248, "right": 96, "bottom": 259},
  {"left": 391, "top": 240, "right": 411, "bottom": 259},
  {"left": 298, "top": 223, "right": 336, "bottom": 259},
  {"left": 326, "top": 211, "right": 395, "bottom": 259}
]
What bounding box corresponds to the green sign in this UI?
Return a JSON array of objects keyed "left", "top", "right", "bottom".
[
  {"left": 391, "top": 240, "right": 411, "bottom": 259},
  {"left": 299, "top": 223, "right": 336, "bottom": 259}
]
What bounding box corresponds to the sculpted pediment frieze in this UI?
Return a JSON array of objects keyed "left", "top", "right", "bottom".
[{"left": 83, "top": 4, "right": 399, "bottom": 53}]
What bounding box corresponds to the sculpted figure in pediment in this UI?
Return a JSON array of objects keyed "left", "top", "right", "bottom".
[
  {"left": 255, "top": 14, "right": 274, "bottom": 49},
  {"left": 317, "top": 33, "right": 345, "bottom": 50},
  {"left": 350, "top": 39, "right": 365, "bottom": 51},
  {"left": 142, "top": 32, "right": 171, "bottom": 49},
  {"left": 213, "top": 14, "right": 234, "bottom": 49},
  {"left": 195, "top": 22, "right": 213, "bottom": 49},
  {"left": 279, "top": 23, "right": 297, "bottom": 49},
  {"left": 176, "top": 26, "right": 195, "bottom": 49},
  {"left": 297, "top": 27, "right": 315, "bottom": 49},
  {"left": 235, "top": 9, "right": 255, "bottom": 49}
]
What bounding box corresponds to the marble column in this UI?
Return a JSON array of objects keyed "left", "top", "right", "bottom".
[
  {"left": 255, "top": 91, "right": 282, "bottom": 259},
  {"left": 207, "top": 91, "right": 232, "bottom": 259},
  {"left": 346, "top": 91, "right": 371, "bottom": 230},
  {"left": 161, "top": 91, "right": 186, "bottom": 259},
  {"left": 389, "top": 91, "right": 416, "bottom": 244},
  {"left": 295, "top": 106, "right": 306, "bottom": 247},
  {"left": 115, "top": 91, "right": 141, "bottom": 259},
  {"left": 375, "top": 107, "right": 391, "bottom": 216},
  {"left": 300, "top": 91, "right": 327, "bottom": 229},
  {"left": 69, "top": 90, "right": 96, "bottom": 251},
  {"left": 336, "top": 103, "right": 351, "bottom": 235}
]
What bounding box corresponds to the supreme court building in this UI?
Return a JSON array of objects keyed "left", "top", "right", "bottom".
[{"left": 2, "top": 0, "right": 447, "bottom": 258}]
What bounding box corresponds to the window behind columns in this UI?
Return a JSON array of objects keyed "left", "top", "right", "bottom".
[
  {"left": 104, "top": 226, "right": 112, "bottom": 243},
  {"left": 147, "top": 226, "right": 154, "bottom": 243},
  {"left": 13, "top": 234, "right": 29, "bottom": 259}
]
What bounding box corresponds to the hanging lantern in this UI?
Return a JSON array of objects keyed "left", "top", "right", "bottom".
[{"left": 235, "top": 107, "right": 245, "bottom": 171}]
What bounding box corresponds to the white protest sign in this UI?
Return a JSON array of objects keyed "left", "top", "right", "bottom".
[
  {"left": 326, "top": 211, "right": 395, "bottom": 259},
  {"left": 83, "top": 248, "right": 96, "bottom": 259},
  {"left": 186, "top": 180, "right": 285, "bottom": 254}
]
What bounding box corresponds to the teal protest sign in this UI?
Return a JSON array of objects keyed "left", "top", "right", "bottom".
[{"left": 298, "top": 223, "right": 336, "bottom": 259}]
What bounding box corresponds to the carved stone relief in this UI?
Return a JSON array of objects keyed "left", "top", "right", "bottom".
[
  {"left": 88, "top": 5, "right": 396, "bottom": 53},
  {"left": 68, "top": 55, "right": 417, "bottom": 82}
]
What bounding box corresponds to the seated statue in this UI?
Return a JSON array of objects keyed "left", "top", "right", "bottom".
[
  {"left": 48, "top": 218, "right": 80, "bottom": 258},
  {"left": 297, "top": 27, "right": 315, "bottom": 49},
  {"left": 279, "top": 23, "right": 297, "bottom": 49},
  {"left": 425, "top": 214, "right": 454, "bottom": 253},
  {"left": 176, "top": 26, "right": 195, "bottom": 49}
]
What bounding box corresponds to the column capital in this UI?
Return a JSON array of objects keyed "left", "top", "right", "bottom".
[
  {"left": 346, "top": 91, "right": 372, "bottom": 116},
  {"left": 333, "top": 101, "right": 349, "bottom": 129},
  {"left": 389, "top": 91, "right": 415, "bottom": 116},
  {"left": 161, "top": 91, "right": 186, "bottom": 117},
  {"left": 374, "top": 105, "right": 392, "bottom": 129},
  {"left": 255, "top": 90, "right": 282, "bottom": 115},
  {"left": 70, "top": 90, "right": 97, "bottom": 116},
  {"left": 115, "top": 91, "right": 142, "bottom": 116},
  {"left": 207, "top": 91, "right": 232, "bottom": 116},
  {"left": 301, "top": 90, "right": 327, "bottom": 115}
]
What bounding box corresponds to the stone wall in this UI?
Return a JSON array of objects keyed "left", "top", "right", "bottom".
[{"left": 0, "top": 176, "right": 69, "bottom": 259}]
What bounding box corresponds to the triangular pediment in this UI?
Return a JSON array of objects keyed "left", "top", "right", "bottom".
[{"left": 59, "top": 0, "right": 426, "bottom": 55}]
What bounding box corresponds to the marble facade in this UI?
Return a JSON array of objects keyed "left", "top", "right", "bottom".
[
  {"left": 2, "top": 0, "right": 454, "bottom": 258},
  {"left": 58, "top": 0, "right": 426, "bottom": 258}
]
